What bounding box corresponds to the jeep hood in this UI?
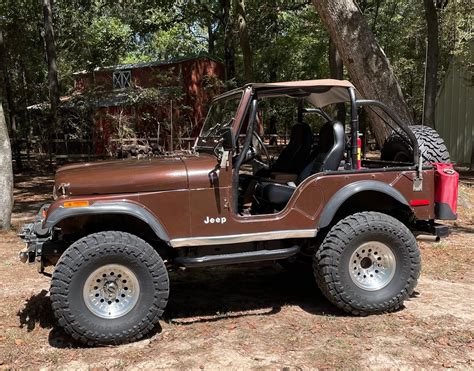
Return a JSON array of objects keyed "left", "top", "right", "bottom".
[{"left": 55, "top": 155, "right": 215, "bottom": 196}]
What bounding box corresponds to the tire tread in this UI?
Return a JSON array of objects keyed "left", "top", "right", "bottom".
[
  {"left": 381, "top": 125, "right": 450, "bottom": 164},
  {"left": 313, "top": 211, "right": 420, "bottom": 315},
  {"left": 50, "top": 231, "right": 169, "bottom": 346}
]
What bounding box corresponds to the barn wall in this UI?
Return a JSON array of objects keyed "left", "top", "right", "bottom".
[
  {"left": 70, "top": 57, "right": 225, "bottom": 154},
  {"left": 435, "top": 53, "right": 474, "bottom": 166}
]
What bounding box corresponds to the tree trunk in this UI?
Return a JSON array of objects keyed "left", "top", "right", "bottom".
[
  {"left": 235, "top": 0, "right": 253, "bottom": 82},
  {"left": 329, "top": 37, "right": 346, "bottom": 122},
  {"left": 221, "top": 0, "right": 235, "bottom": 80},
  {"left": 208, "top": 22, "right": 216, "bottom": 55},
  {"left": 0, "top": 30, "right": 13, "bottom": 134},
  {"left": 42, "top": 0, "right": 60, "bottom": 161},
  {"left": 0, "top": 29, "right": 22, "bottom": 171},
  {"left": 312, "top": 0, "right": 414, "bottom": 146},
  {"left": 423, "top": 0, "right": 439, "bottom": 128},
  {"left": 0, "top": 103, "right": 13, "bottom": 230}
]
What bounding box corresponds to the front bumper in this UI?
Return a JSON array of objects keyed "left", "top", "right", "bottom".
[{"left": 18, "top": 204, "right": 52, "bottom": 265}]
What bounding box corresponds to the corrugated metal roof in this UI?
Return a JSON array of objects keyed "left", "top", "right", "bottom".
[
  {"left": 72, "top": 55, "right": 223, "bottom": 76},
  {"left": 27, "top": 87, "right": 179, "bottom": 111},
  {"left": 435, "top": 47, "right": 474, "bottom": 166}
]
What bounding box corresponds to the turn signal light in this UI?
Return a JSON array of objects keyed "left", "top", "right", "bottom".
[{"left": 63, "top": 201, "right": 90, "bottom": 208}]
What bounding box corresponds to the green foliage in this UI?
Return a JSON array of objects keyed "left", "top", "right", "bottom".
[
  {"left": 0, "top": 0, "right": 472, "bottom": 148},
  {"left": 440, "top": 0, "right": 473, "bottom": 71},
  {"left": 85, "top": 16, "right": 133, "bottom": 67},
  {"left": 247, "top": 4, "right": 330, "bottom": 82},
  {"left": 143, "top": 23, "right": 208, "bottom": 61}
]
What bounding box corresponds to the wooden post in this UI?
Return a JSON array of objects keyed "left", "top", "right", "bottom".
[
  {"left": 170, "top": 100, "right": 173, "bottom": 152},
  {"left": 157, "top": 121, "right": 160, "bottom": 149}
]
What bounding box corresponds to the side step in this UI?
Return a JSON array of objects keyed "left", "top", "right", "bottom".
[{"left": 174, "top": 245, "right": 301, "bottom": 268}]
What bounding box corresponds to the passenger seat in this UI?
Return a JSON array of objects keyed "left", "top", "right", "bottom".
[
  {"left": 270, "top": 122, "right": 312, "bottom": 174},
  {"left": 257, "top": 121, "right": 345, "bottom": 208}
]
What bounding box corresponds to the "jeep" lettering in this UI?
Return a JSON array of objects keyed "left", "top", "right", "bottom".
[{"left": 204, "top": 216, "right": 227, "bottom": 224}]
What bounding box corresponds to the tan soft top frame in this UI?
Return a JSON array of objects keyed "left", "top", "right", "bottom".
[
  {"left": 252, "top": 79, "right": 361, "bottom": 108},
  {"left": 215, "top": 79, "right": 419, "bottom": 171}
]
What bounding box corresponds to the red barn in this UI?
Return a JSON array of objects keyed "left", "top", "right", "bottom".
[{"left": 63, "top": 56, "right": 225, "bottom": 155}]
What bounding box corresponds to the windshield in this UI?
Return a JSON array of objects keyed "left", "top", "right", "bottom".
[{"left": 195, "top": 92, "right": 243, "bottom": 150}]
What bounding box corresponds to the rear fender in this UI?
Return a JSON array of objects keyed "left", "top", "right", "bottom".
[{"left": 318, "top": 180, "right": 410, "bottom": 229}]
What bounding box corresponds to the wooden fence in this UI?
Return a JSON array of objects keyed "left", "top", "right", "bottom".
[{"left": 13, "top": 133, "right": 290, "bottom": 167}]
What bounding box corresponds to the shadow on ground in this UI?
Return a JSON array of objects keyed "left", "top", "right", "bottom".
[
  {"left": 165, "top": 263, "right": 343, "bottom": 325},
  {"left": 12, "top": 174, "right": 54, "bottom": 218},
  {"left": 451, "top": 224, "right": 474, "bottom": 234},
  {"left": 16, "top": 263, "right": 345, "bottom": 348}
]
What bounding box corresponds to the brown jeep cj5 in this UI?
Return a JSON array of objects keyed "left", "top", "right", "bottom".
[{"left": 19, "top": 80, "right": 459, "bottom": 345}]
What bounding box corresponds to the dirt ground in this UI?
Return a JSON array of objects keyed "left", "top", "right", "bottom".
[{"left": 0, "top": 172, "right": 473, "bottom": 369}]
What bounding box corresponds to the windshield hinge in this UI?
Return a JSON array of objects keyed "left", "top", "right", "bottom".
[{"left": 219, "top": 150, "right": 230, "bottom": 169}]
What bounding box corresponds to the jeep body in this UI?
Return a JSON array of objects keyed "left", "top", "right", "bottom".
[{"left": 19, "top": 80, "right": 458, "bottom": 345}]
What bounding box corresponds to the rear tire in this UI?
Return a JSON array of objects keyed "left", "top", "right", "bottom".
[
  {"left": 381, "top": 125, "right": 450, "bottom": 164},
  {"left": 313, "top": 212, "right": 420, "bottom": 315},
  {"left": 50, "top": 231, "right": 169, "bottom": 345}
]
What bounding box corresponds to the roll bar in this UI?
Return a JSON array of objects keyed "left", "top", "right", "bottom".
[{"left": 348, "top": 94, "right": 420, "bottom": 168}]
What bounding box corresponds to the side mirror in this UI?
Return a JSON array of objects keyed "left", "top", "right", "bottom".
[{"left": 221, "top": 127, "right": 234, "bottom": 151}]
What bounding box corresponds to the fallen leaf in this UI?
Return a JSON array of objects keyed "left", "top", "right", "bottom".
[{"left": 438, "top": 337, "right": 449, "bottom": 346}]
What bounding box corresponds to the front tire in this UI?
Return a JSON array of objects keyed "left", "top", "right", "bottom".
[
  {"left": 314, "top": 212, "right": 420, "bottom": 315},
  {"left": 50, "top": 231, "right": 169, "bottom": 345}
]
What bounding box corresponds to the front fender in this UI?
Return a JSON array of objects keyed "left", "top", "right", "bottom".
[
  {"left": 318, "top": 180, "right": 410, "bottom": 229},
  {"left": 44, "top": 201, "right": 170, "bottom": 243}
]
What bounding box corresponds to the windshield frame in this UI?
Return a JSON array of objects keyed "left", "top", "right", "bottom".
[{"left": 194, "top": 90, "right": 244, "bottom": 152}]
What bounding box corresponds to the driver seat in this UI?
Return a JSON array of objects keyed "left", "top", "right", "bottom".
[{"left": 258, "top": 121, "right": 345, "bottom": 207}]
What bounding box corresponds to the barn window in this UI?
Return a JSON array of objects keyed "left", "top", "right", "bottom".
[{"left": 113, "top": 70, "right": 132, "bottom": 89}]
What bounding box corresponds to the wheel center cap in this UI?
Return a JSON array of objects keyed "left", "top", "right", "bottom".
[
  {"left": 360, "top": 257, "right": 372, "bottom": 269},
  {"left": 104, "top": 281, "right": 118, "bottom": 297}
]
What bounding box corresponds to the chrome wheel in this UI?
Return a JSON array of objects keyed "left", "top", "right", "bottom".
[
  {"left": 83, "top": 264, "right": 140, "bottom": 319},
  {"left": 349, "top": 241, "right": 396, "bottom": 291}
]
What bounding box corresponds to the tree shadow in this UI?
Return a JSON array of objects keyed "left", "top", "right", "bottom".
[
  {"left": 16, "top": 289, "right": 81, "bottom": 348},
  {"left": 17, "top": 289, "right": 56, "bottom": 331},
  {"left": 12, "top": 174, "right": 54, "bottom": 218}
]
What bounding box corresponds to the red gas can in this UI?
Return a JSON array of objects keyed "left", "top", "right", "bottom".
[{"left": 434, "top": 163, "right": 458, "bottom": 220}]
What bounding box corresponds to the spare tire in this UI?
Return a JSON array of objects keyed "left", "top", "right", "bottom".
[{"left": 381, "top": 125, "right": 450, "bottom": 164}]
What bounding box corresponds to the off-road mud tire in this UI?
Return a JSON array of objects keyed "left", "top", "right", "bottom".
[
  {"left": 313, "top": 212, "right": 420, "bottom": 315},
  {"left": 50, "top": 231, "right": 169, "bottom": 346},
  {"left": 381, "top": 125, "right": 450, "bottom": 164}
]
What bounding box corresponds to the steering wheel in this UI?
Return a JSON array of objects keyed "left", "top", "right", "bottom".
[
  {"left": 239, "top": 131, "right": 271, "bottom": 172},
  {"left": 252, "top": 131, "right": 270, "bottom": 165}
]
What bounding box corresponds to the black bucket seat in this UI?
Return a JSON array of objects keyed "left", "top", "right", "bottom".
[
  {"left": 270, "top": 122, "right": 312, "bottom": 174},
  {"left": 258, "top": 121, "right": 345, "bottom": 207}
]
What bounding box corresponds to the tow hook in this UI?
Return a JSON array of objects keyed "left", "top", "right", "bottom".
[
  {"left": 19, "top": 249, "right": 29, "bottom": 263},
  {"left": 18, "top": 246, "right": 37, "bottom": 264}
]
